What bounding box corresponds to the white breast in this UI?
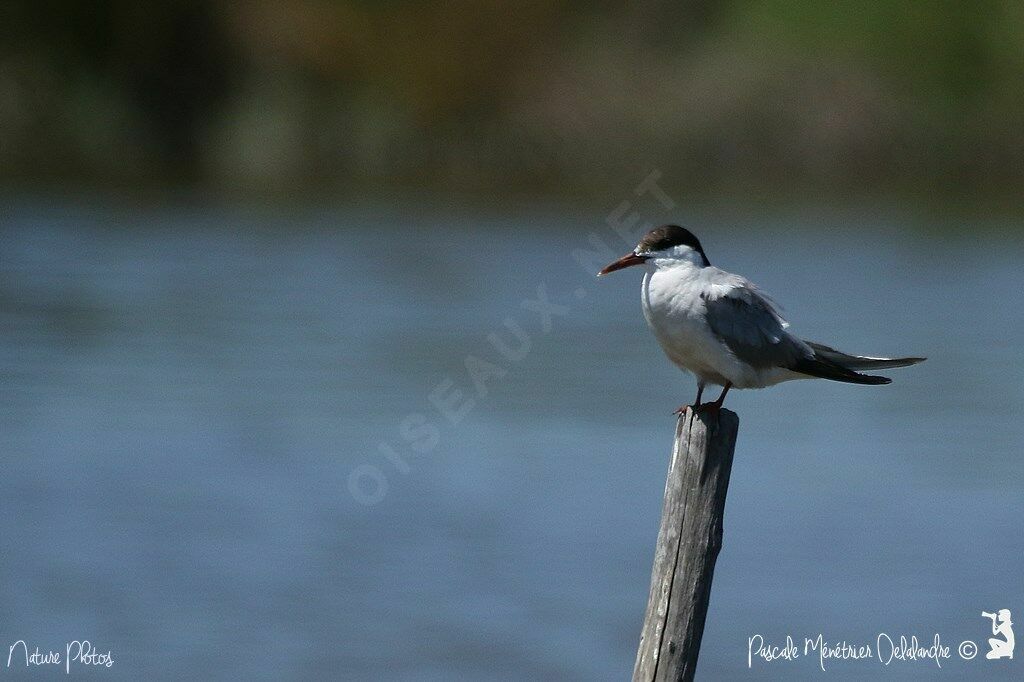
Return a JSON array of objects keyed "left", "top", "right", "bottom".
[{"left": 640, "top": 264, "right": 776, "bottom": 388}]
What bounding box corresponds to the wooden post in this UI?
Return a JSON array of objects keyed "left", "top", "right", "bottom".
[{"left": 632, "top": 408, "right": 739, "bottom": 682}]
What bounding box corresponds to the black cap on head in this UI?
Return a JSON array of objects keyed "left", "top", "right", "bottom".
[{"left": 636, "top": 225, "right": 710, "bottom": 266}]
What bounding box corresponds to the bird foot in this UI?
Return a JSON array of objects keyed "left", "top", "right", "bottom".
[
  {"left": 673, "top": 402, "right": 722, "bottom": 417},
  {"left": 695, "top": 401, "right": 722, "bottom": 416},
  {"left": 676, "top": 401, "right": 722, "bottom": 419}
]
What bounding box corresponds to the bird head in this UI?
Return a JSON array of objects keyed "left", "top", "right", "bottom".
[{"left": 598, "top": 225, "right": 710, "bottom": 276}]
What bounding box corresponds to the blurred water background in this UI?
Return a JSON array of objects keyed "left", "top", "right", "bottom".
[
  {"left": 2, "top": 2, "right": 1023, "bottom": 680},
  {"left": 1, "top": 198, "right": 1021, "bottom": 680}
]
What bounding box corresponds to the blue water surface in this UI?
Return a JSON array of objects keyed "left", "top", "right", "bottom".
[{"left": 0, "top": 199, "right": 1021, "bottom": 680}]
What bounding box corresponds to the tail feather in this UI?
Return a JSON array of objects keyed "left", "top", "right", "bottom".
[
  {"left": 792, "top": 354, "right": 892, "bottom": 385},
  {"left": 805, "top": 341, "right": 926, "bottom": 371}
]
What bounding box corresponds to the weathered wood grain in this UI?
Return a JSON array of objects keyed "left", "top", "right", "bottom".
[{"left": 632, "top": 408, "right": 739, "bottom": 682}]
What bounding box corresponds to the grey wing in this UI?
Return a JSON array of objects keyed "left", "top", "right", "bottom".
[{"left": 702, "top": 285, "right": 810, "bottom": 369}]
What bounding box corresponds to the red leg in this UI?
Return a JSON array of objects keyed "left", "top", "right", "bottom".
[{"left": 695, "top": 382, "right": 731, "bottom": 416}]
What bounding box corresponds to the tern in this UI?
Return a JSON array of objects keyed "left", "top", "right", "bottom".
[{"left": 598, "top": 225, "right": 924, "bottom": 414}]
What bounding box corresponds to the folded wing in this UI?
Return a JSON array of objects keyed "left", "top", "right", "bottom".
[
  {"left": 804, "top": 341, "right": 926, "bottom": 370},
  {"left": 703, "top": 285, "right": 922, "bottom": 385},
  {"left": 702, "top": 284, "right": 808, "bottom": 370}
]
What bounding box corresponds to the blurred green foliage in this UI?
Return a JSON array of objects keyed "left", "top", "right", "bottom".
[{"left": 1, "top": 1, "right": 1021, "bottom": 200}]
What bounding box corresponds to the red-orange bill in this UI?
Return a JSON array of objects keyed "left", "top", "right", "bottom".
[{"left": 598, "top": 253, "right": 647, "bottom": 276}]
